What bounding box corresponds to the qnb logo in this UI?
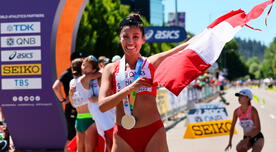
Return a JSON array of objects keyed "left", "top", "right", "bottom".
[
  {"left": 6, "top": 38, "right": 14, "bottom": 46},
  {"left": 155, "top": 30, "right": 180, "bottom": 39},
  {"left": 16, "top": 37, "right": 37, "bottom": 45},
  {"left": 1, "top": 36, "right": 41, "bottom": 48},
  {"left": 7, "top": 37, "right": 36, "bottom": 46},
  {"left": 8, "top": 51, "right": 33, "bottom": 60}
]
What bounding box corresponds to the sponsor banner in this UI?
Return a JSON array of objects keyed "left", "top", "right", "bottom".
[
  {"left": 184, "top": 120, "right": 237, "bottom": 138},
  {"left": 144, "top": 26, "right": 186, "bottom": 43},
  {"left": 194, "top": 103, "right": 225, "bottom": 109},
  {"left": 0, "top": 0, "right": 68, "bottom": 149},
  {"left": 168, "top": 12, "right": 186, "bottom": 27},
  {"left": 1, "top": 50, "right": 41, "bottom": 62},
  {"left": 156, "top": 88, "right": 170, "bottom": 115},
  {"left": 1, "top": 22, "right": 40, "bottom": 34},
  {"left": 1, "top": 64, "right": 41, "bottom": 76},
  {"left": 1, "top": 35, "right": 41, "bottom": 48},
  {"left": 187, "top": 103, "right": 228, "bottom": 123},
  {"left": 1, "top": 78, "right": 42, "bottom": 90}
]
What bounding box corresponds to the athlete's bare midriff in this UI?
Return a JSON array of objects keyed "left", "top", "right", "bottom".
[
  {"left": 76, "top": 105, "right": 90, "bottom": 114},
  {"left": 115, "top": 94, "right": 161, "bottom": 128}
]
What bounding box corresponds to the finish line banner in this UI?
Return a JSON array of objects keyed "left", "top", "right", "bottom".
[{"left": 0, "top": 0, "right": 86, "bottom": 149}]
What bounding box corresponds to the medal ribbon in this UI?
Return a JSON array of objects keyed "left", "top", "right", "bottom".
[{"left": 117, "top": 56, "right": 143, "bottom": 115}]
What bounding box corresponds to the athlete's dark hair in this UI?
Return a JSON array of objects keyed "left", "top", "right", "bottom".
[
  {"left": 119, "top": 13, "right": 144, "bottom": 36},
  {"left": 83, "top": 56, "right": 99, "bottom": 72},
  {"left": 71, "top": 58, "right": 83, "bottom": 77}
]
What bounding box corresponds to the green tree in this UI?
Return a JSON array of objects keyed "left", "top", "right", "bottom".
[
  {"left": 246, "top": 57, "right": 261, "bottom": 79},
  {"left": 76, "top": 0, "right": 129, "bottom": 58},
  {"left": 217, "top": 40, "right": 249, "bottom": 81},
  {"left": 259, "top": 37, "right": 276, "bottom": 78}
]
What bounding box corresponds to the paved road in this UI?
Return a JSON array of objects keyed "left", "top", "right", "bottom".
[{"left": 167, "top": 87, "right": 276, "bottom": 152}]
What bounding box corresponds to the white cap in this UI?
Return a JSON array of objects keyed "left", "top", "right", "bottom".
[
  {"left": 112, "top": 55, "right": 121, "bottom": 62},
  {"left": 235, "top": 89, "right": 253, "bottom": 100}
]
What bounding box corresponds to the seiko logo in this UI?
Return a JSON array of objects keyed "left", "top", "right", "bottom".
[
  {"left": 8, "top": 51, "right": 33, "bottom": 60},
  {"left": 1, "top": 64, "right": 42, "bottom": 76}
]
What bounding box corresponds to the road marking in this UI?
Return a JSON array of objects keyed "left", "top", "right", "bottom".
[{"left": 270, "top": 114, "right": 275, "bottom": 119}]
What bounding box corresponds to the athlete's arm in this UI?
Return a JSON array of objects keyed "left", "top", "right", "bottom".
[
  {"left": 246, "top": 106, "right": 261, "bottom": 137},
  {"left": 98, "top": 63, "right": 152, "bottom": 112},
  {"left": 148, "top": 35, "right": 197, "bottom": 69},
  {"left": 85, "top": 71, "right": 102, "bottom": 81},
  {"left": 52, "top": 80, "right": 66, "bottom": 102},
  {"left": 225, "top": 108, "right": 238, "bottom": 151},
  {"left": 68, "top": 80, "right": 76, "bottom": 108}
]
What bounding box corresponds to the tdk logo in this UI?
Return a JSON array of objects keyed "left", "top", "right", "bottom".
[
  {"left": 1, "top": 36, "right": 41, "bottom": 48},
  {"left": 1, "top": 22, "right": 40, "bottom": 34},
  {"left": 8, "top": 24, "right": 34, "bottom": 32}
]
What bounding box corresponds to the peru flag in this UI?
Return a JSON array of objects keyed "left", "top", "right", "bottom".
[{"left": 154, "top": 0, "right": 274, "bottom": 96}]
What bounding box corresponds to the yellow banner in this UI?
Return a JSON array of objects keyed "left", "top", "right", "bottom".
[
  {"left": 156, "top": 89, "right": 169, "bottom": 115},
  {"left": 1, "top": 64, "right": 42, "bottom": 76},
  {"left": 184, "top": 120, "right": 237, "bottom": 138}
]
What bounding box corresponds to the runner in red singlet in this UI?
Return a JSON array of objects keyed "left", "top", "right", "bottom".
[{"left": 98, "top": 13, "right": 194, "bottom": 152}]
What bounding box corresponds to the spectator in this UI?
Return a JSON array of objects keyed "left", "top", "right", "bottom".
[
  {"left": 52, "top": 52, "right": 83, "bottom": 152},
  {"left": 98, "top": 56, "right": 110, "bottom": 72}
]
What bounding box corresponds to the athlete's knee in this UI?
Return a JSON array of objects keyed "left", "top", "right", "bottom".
[{"left": 236, "top": 145, "right": 247, "bottom": 152}]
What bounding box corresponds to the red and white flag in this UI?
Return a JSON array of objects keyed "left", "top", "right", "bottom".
[{"left": 154, "top": 0, "right": 274, "bottom": 96}]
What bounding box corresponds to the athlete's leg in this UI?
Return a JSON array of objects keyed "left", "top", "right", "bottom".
[
  {"left": 251, "top": 138, "right": 264, "bottom": 152},
  {"left": 236, "top": 139, "right": 251, "bottom": 152},
  {"left": 104, "top": 129, "right": 113, "bottom": 152},
  {"left": 76, "top": 131, "right": 85, "bottom": 152},
  {"left": 111, "top": 132, "right": 134, "bottom": 152},
  {"left": 145, "top": 127, "right": 169, "bottom": 152},
  {"left": 85, "top": 123, "right": 97, "bottom": 152}
]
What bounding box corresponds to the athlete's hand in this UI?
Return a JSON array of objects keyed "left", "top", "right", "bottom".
[
  {"left": 128, "top": 77, "right": 153, "bottom": 92},
  {"left": 224, "top": 143, "right": 232, "bottom": 151}
]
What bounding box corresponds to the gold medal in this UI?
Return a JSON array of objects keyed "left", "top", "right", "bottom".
[{"left": 121, "top": 114, "right": 136, "bottom": 130}]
